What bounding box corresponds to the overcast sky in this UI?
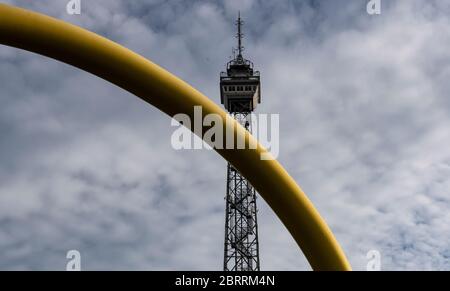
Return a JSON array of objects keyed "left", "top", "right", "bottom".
[{"left": 0, "top": 0, "right": 449, "bottom": 270}]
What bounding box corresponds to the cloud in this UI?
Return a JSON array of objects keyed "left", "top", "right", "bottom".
[{"left": 0, "top": 0, "right": 449, "bottom": 270}]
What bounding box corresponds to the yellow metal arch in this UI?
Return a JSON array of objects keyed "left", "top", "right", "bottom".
[{"left": 0, "top": 4, "right": 351, "bottom": 270}]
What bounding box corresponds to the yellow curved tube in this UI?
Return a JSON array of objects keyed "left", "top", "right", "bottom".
[{"left": 0, "top": 4, "right": 351, "bottom": 270}]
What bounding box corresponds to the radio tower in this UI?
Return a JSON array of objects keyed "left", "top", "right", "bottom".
[{"left": 220, "top": 12, "right": 261, "bottom": 271}]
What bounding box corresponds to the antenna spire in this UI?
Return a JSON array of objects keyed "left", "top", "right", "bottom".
[{"left": 236, "top": 11, "right": 244, "bottom": 58}]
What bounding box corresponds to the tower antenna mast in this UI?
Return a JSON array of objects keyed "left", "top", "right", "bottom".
[{"left": 236, "top": 12, "right": 244, "bottom": 57}]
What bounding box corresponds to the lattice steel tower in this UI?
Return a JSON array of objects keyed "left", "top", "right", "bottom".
[{"left": 220, "top": 13, "right": 261, "bottom": 271}]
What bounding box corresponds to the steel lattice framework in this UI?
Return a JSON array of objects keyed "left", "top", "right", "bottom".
[{"left": 223, "top": 111, "right": 260, "bottom": 271}]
